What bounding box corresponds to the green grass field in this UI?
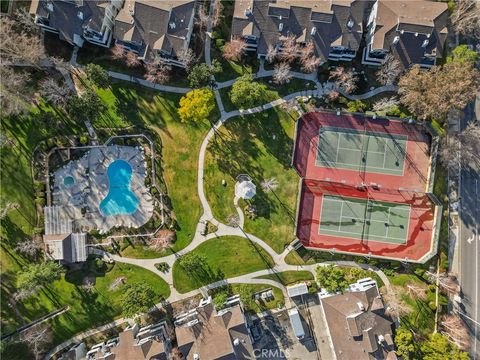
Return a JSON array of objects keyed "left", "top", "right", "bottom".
[
  {"left": 256, "top": 271, "right": 314, "bottom": 285},
  {"left": 172, "top": 236, "right": 275, "bottom": 293},
  {"left": 204, "top": 108, "right": 300, "bottom": 253}
]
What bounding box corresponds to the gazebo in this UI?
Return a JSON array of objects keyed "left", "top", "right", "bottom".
[{"left": 235, "top": 175, "right": 256, "bottom": 200}]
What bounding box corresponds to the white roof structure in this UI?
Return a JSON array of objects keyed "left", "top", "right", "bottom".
[
  {"left": 44, "top": 205, "right": 72, "bottom": 235},
  {"left": 235, "top": 180, "right": 256, "bottom": 200},
  {"left": 287, "top": 282, "right": 309, "bottom": 298}
]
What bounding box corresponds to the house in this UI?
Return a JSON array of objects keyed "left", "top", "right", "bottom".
[
  {"left": 30, "top": 0, "right": 124, "bottom": 48},
  {"left": 319, "top": 284, "right": 397, "bottom": 360},
  {"left": 231, "top": 0, "right": 373, "bottom": 62},
  {"left": 43, "top": 206, "right": 87, "bottom": 263},
  {"left": 363, "top": 0, "right": 449, "bottom": 68},
  {"left": 113, "top": 0, "right": 196, "bottom": 67},
  {"left": 175, "top": 297, "right": 254, "bottom": 359},
  {"left": 84, "top": 321, "right": 170, "bottom": 360}
]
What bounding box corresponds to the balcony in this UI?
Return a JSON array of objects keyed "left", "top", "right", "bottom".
[{"left": 328, "top": 48, "right": 356, "bottom": 61}]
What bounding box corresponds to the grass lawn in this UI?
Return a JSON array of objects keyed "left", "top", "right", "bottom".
[
  {"left": 204, "top": 108, "right": 299, "bottom": 253},
  {"left": 172, "top": 236, "right": 275, "bottom": 293},
  {"left": 95, "top": 80, "right": 213, "bottom": 253},
  {"left": 219, "top": 78, "right": 315, "bottom": 112},
  {"left": 230, "top": 284, "right": 285, "bottom": 312},
  {"left": 213, "top": 51, "right": 260, "bottom": 83},
  {"left": 256, "top": 271, "right": 314, "bottom": 286}
]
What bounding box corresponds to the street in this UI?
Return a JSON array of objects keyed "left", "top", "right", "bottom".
[{"left": 458, "top": 95, "right": 480, "bottom": 359}]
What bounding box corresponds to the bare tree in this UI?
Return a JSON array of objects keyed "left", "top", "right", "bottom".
[
  {"left": 196, "top": 4, "right": 209, "bottom": 29},
  {"left": 327, "top": 90, "right": 340, "bottom": 101},
  {"left": 440, "top": 122, "right": 480, "bottom": 169},
  {"left": 0, "top": 16, "right": 45, "bottom": 67},
  {"left": 20, "top": 324, "right": 53, "bottom": 360},
  {"left": 273, "top": 62, "right": 292, "bottom": 85},
  {"left": 82, "top": 279, "right": 95, "bottom": 293},
  {"left": 438, "top": 273, "right": 460, "bottom": 295},
  {"left": 406, "top": 284, "right": 427, "bottom": 300},
  {"left": 13, "top": 288, "right": 36, "bottom": 301},
  {"left": 222, "top": 38, "right": 247, "bottom": 62},
  {"left": 212, "top": 1, "right": 224, "bottom": 27},
  {"left": 14, "top": 8, "right": 39, "bottom": 35},
  {"left": 280, "top": 98, "right": 298, "bottom": 113},
  {"left": 376, "top": 54, "right": 402, "bottom": 85},
  {"left": 149, "top": 230, "right": 175, "bottom": 251},
  {"left": 329, "top": 66, "right": 358, "bottom": 94},
  {"left": 227, "top": 214, "right": 240, "bottom": 227},
  {"left": 0, "top": 66, "right": 30, "bottom": 116},
  {"left": 261, "top": 178, "right": 279, "bottom": 193},
  {"left": 301, "top": 55, "right": 321, "bottom": 73},
  {"left": 281, "top": 35, "right": 299, "bottom": 63},
  {"left": 144, "top": 57, "right": 172, "bottom": 84},
  {"left": 125, "top": 51, "right": 141, "bottom": 67},
  {"left": 372, "top": 97, "right": 400, "bottom": 112},
  {"left": 111, "top": 44, "right": 126, "bottom": 60},
  {"left": 15, "top": 240, "right": 41, "bottom": 258},
  {"left": 383, "top": 289, "right": 412, "bottom": 318},
  {"left": 451, "top": 0, "right": 480, "bottom": 40},
  {"left": 177, "top": 48, "right": 196, "bottom": 71},
  {"left": 441, "top": 315, "right": 470, "bottom": 350},
  {"left": 265, "top": 44, "right": 278, "bottom": 64},
  {"left": 39, "top": 78, "right": 71, "bottom": 108}
]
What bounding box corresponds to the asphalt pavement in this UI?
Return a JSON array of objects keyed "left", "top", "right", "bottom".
[{"left": 458, "top": 95, "right": 480, "bottom": 359}]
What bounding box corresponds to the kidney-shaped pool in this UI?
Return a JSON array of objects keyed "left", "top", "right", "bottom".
[{"left": 100, "top": 160, "right": 139, "bottom": 216}]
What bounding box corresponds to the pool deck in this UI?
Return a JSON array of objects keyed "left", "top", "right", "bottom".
[{"left": 52, "top": 145, "right": 154, "bottom": 233}]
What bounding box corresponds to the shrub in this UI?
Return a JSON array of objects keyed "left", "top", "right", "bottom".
[
  {"left": 154, "top": 262, "right": 170, "bottom": 273},
  {"left": 428, "top": 301, "right": 437, "bottom": 311},
  {"left": 347, "top": 100, "right": 368, "bottom": 113},
  {"left": 414, "top": 268, "right": 426, "bottom": 277},
  {"left": 215, "top": 38, "right": 225, "bottom": 49},
  {"left": 78, "top": 135, "right": 89, "bottom": 146}
]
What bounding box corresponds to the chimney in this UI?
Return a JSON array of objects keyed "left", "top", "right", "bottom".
[
  {"left": 311, "top": 27, "right": 317, "bottom": 36},
  {"left": 422, "top": 39, "right": 429, "bottom": 48},
  {"left": 244, "top": 7, "right": 251, "bottom": 17},
  {"left": 392, "top": 36, "right": 399, "bottom": 45},
  {"left": 233, "top": 338, "right": 240, "bottom": 346}
]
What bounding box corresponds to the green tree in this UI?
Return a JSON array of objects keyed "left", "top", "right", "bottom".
[
  {"left": 316, "top": 265, "right": 348, "bottom": 293},
  {"left": 84, "top": 64, "right": 110, "bottom": 88},
  {"left": 237, "top": 284, "right": 253, "bottom": 310},
  {"left": 67, "top": 89, "right": 107, "bottom": 123},
  {"left": 419, "top": 333, "right": 469, "bottom": 360},
  {"left": 178, "top": 88, "right": 215, "bottom": 123},
  {"left": 213, "top": 291, "right": 228, "bottom": 309},
  {"left": 120, "top": 283, "right": 157, "bottom": 319},
  {"left": 395, "top": 327, "right": 416, "bottom": 359},
  {"left": 177, "top": 252, "right": 207, "bottom": 273},
  {"left": 17, "top": 262, "right": 63, "bottom": 293},
  {"left": 229, "top": 74, "right": 268, "bottom": 110},
  {"left": 447, "top": 44, "right": 479, "bottom": 64},
  {"left": 188, "top": 60, "right": 222, "bottom": 88}
]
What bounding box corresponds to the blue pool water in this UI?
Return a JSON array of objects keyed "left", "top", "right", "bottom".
[
  {"left": 64, "top": 176, "right": 74, "bottom": 187},
  {"left": 100, "top": 160, "right": 139, "bottom": 216}
]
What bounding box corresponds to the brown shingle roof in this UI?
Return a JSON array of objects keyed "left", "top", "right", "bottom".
[{"left": 109, "top": 327, "right": 167, "bottom": 360}]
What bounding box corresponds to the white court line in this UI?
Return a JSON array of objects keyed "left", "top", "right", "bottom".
[
  {"left": 337, "top": 201, "right": 345, "bottom": 232},
  {"left": 320, "top": 227, "right": 407, "bottom": 243},
  {"left": 385, "top": 208, "right": 392, "bottom": 239},
  {"left": 334, "top": 132, "right": 342, "bottom": 162},
  {"left": 323, "top": 197, "right": 411, "bottom": 212}
]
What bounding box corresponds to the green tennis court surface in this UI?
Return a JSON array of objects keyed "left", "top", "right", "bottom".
[
  {"left": 319, "top": 195, "right": 410, "bottom": 244},
  {"left": 316, "top": 127, "right": 407, "bottom": 175}
]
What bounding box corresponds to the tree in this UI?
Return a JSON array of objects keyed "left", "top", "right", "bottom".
[
  {"left": 265, "top": 44, "right": 278, "bottom": 64},
  {"left": 222, "top": 38, "right": 247, "bottom": 62},
  {"left": 15, "top": 240, "right": 40, "bottom": 259},
  {"left": 372, "top": 97, "right": 400, "bottom": 113},
  {"left": 111, "top": 44, "right": 126, "bottom": 60},
  {"left": 447, "top": 44, "right": 479, "bottom": 64},
  {"left": 177, "top": 48, "right": 196, "bottom": 71},
  {"left": 376, "top": 54, "right": 402, "bottom": 85},
  {"left": 212, "top": 1, "right": 224, "bottom": 27},
  {"left": 178, "top": 88, "right": 215, "bottom": 123},
  {"left": 329, "top": 66, "right": 358, "bottom": 94},
  {"left": 188, "top": 60, "right": 222, "bottom": 88},
  {"left": 20, "top": 324, "right": 52, "bottom": 360},
  {"left": 419, "top": 333, "right": 469, "bottom": 360},
  {"left": 230, "top": 74, "right": 267, "bottom": 109},
  {"left": 273, "top": 62, "right": 292, "bottom": 85},
  {"left": 14, "top": 8, "right": 39, "bottom": 35},
  {"left": 68, "top": 89, "right": 107, "bottom": 123},
  {"left": 281, "top": 35, "right": 300, "bottom": 63},
  {"left": 120, "top": 283, "right": 157, "bottom": 319},
  {"left": 316, "top": 265, "right": 348, "bottom": 293},
  {"left": 196, "top": 4, "right": 209, "bottom": 29},
  {"left": 149, "top": 230, "right": 175, "bottom": 251},
  {"left": 0, "top": 66, "right": 30, "bottom": 116},
  {"left": 144, "top": 57, "right": 172, "bottom": 84},
  {"left": 394, "top": 327, "right": 415, "bottom": 359},
  {"left": 213, "top": 291, "right": 228, "bottom": 309},
  {"left": 237, "top": 284, "right": 253, "bottom": 309},
  {"left": 261, "top": 178, "right": 279, "bottom": 193},
  {"left": 440, "top": 122, "right": 480, "bottom": 169},
  {"left": 451, "top": 0, "right": 480, "bottom": 40},
  {"left": 299, "top": 42, "right": 321, "bottom": 73},
  {"left": 0, "top": 16, "right": 45, "bottom": 67},
  {"left": 178, "top": 253, "right": 207, "bottom": 273},
  {"left": 441, "top": 315, "right": 470, "bottom": 351},
  {"left": 85, "top": 63, "right": 110, "bottom": 88},
  {"left": 125, "top": 51, "right": 141, "bottom": 67},
  {"left": 398, "top": 63, "right": 479, "bottom": 121},
  {"left": 39, "top": 78, "right": 71, "bottom": 108},
  {"left": 16, "top": 262, "right": 63, "bottom": 295}
]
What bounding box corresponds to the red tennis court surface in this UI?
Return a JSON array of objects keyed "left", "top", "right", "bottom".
[{"left": 293, "top": 112, "right": 441, "bottom": 263}]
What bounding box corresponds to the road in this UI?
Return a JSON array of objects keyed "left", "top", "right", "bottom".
[{"left": 458, "top": 94, "right": 480, "bottom": 359}]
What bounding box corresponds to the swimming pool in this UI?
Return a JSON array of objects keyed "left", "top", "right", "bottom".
[
  {"left": 64, "top": 176, "right": 74, "bottom": 187},
  {"left": 100, "top": 160, "right": 139, "bottom": 216}
]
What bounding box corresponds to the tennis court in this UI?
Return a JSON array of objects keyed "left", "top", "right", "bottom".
[
  {"left": 319, "top": 195, "right": 411, "bottom": 244},
  {"left": 316, "top": 127, "right": 407, "bottom": 175}
]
